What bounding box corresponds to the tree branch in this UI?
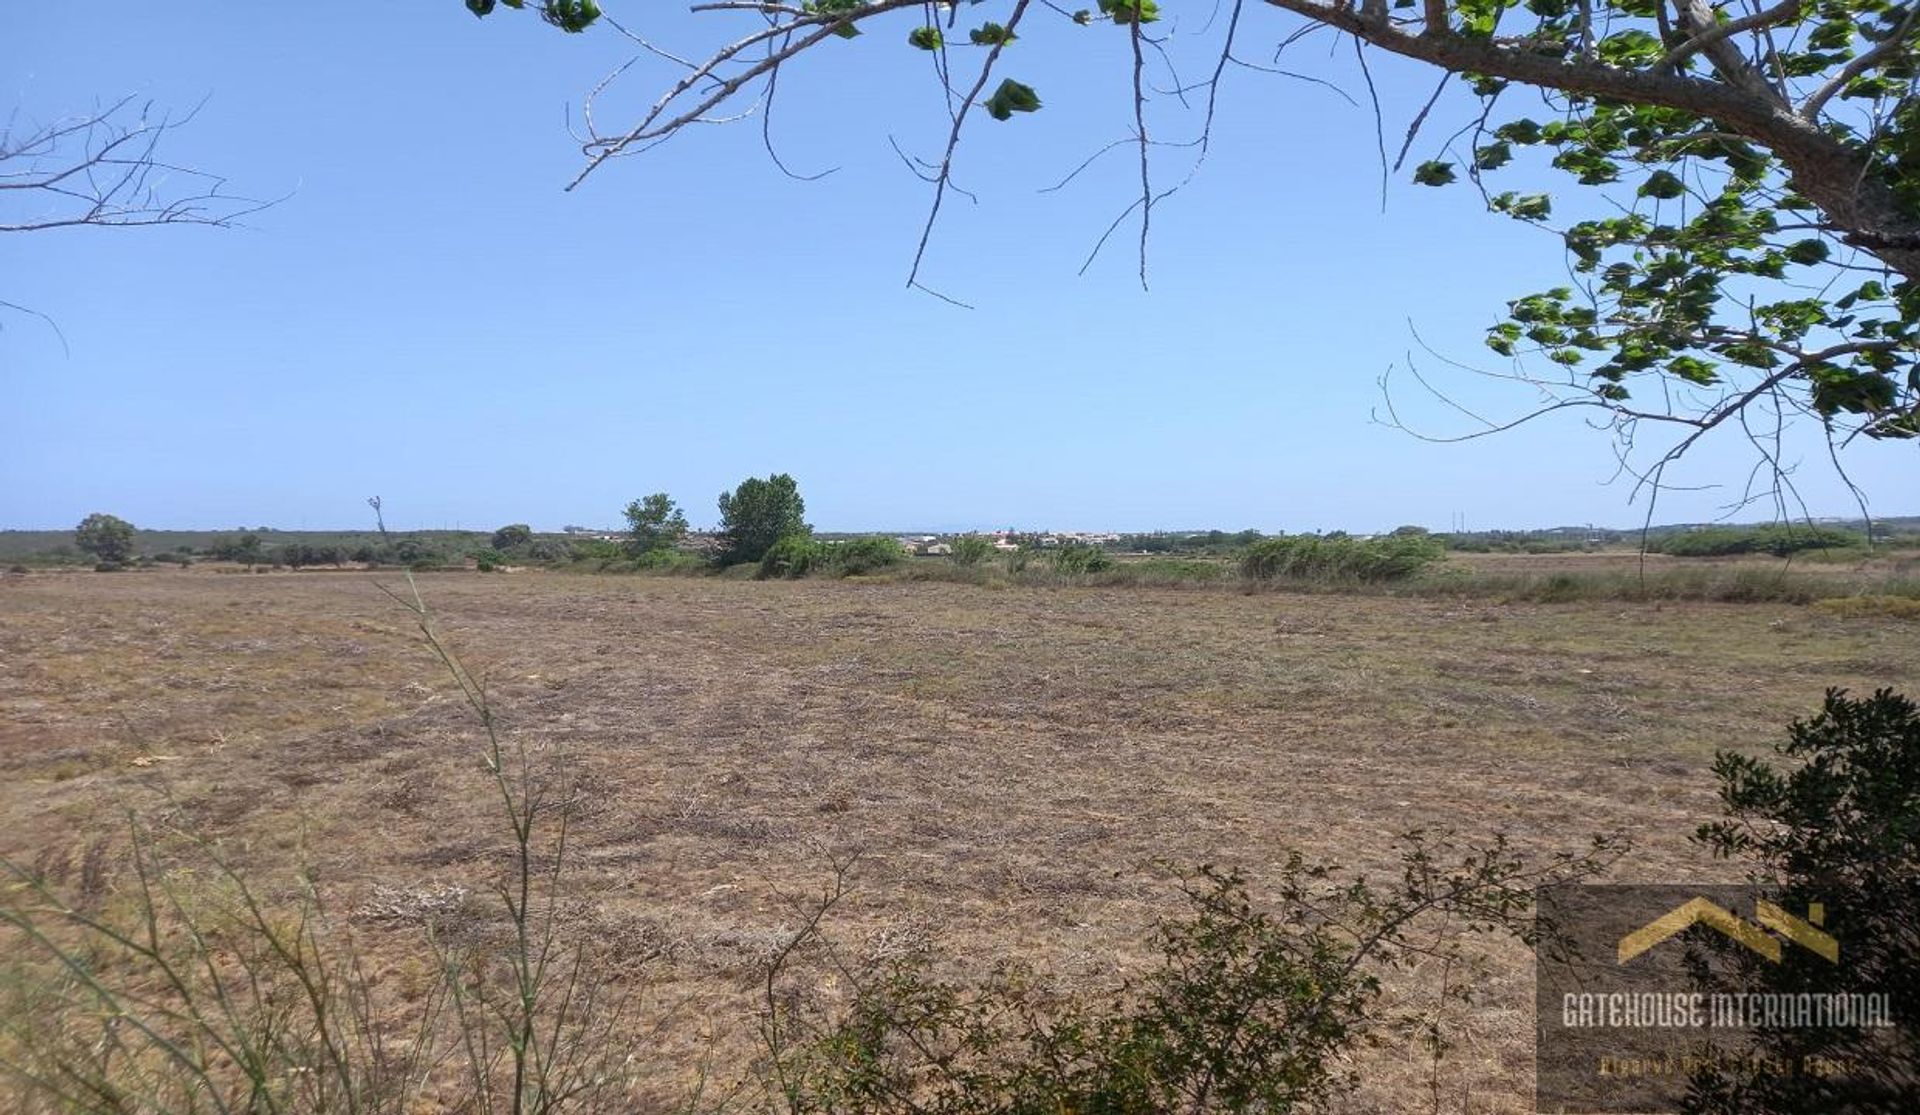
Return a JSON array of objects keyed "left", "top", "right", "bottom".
[
  {"left": 1655, "top": 0, "right": 1801, "bottom": 74},
  {"left": 1799, "top": 2, "right": 1920, "bottom": 120}
]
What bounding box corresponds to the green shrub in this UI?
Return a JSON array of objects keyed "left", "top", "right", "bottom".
[
  {"left": 1049, "top": 541, "right": 1113, "bottom": 575},
  {"left": 949, "top": 534, "right": 994, "bottom": 566},
  {"left": 278, "top": 543, "right": 348, "bottom": 569},
  {"left": 475, "top": 548, "right": 505, "bottom": 572},
  {"left": 208, "top": 533, "right": 265, "bottom": 564},
  {"left": 1240, "top": 533, "right": 1444, "bottom": 584},
  {"left": 759, "top": 535, "right": 831, "bottom": 579},
  {"left": 491, "top": 523, "right": 534, "bottom": 551},
  {"left": 566, "top": 538, "right": 623, "bottom": 564},
  {"left": 631, "top": 548, "right": 705, "bottom": 574},
  {"left": 1088, "top": 558, "right": 1235, "bottom": 586},
  {"left": 757, "top": 535, "right": 904, "bottom": 578},
  {"left": 766, "top": 834, "right": 1622, "bottom": 1113},
  {"left": 1687, "top": 689, "right": 1920, "bottom": 1111},
  {"left": 524, "top": 539, "right": 574, "bottom": 564},
  {"left": 393, "top": 539, "right": 436, "bottom": 566},
  {"left": 1655, "top": 524, "right": 1865, "bottom": 558},
  {"left": 832, "top": 535, "right": 906, "bottom": 576}
]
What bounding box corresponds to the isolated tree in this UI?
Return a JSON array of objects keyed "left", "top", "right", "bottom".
[
  {"left": 492, "top": 523, "right": 535, "bottom": 550},
  {"left": 74, "top": 513, "right": 136, "bottom": 565},
  {"left": 473, "top": 0, "right": 1920, "bottom": 489},
  {"left": 623, "top": 492, "right": 690, "bottom": 554},
  {"left": 716, "top": 474, "right": 808, "bottom": 564}
]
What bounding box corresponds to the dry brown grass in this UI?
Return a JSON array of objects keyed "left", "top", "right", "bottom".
[{"left": 4, "top": 566, "right": 1918, "bottom": 1111}]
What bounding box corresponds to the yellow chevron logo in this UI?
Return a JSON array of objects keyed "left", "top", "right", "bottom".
[{"left": 1618, "top": 898, "right": 1837, "bottom": 965}]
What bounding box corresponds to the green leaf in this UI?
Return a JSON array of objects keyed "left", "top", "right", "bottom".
[
  {"left": 1492, "top": 192, "right": 1553, "bottom": 221},
  {"left": 1596, "top": 29, "right": 1661, "bottom": 66},
  {"left": 1495, "top": 119, "right": 1543, "bottom": 145},
  {"left": 1639, "top": 170, "right": 1686, "bottom": 200},
  {"left": 1474, "top": 142, "right": 1512, "bottom": 171},
  {"left": 1668, "top": 356, "right": 1719, "bottom": 385},
  {"left": 983, "top": 79, "right": 1042, "bottom": 121},
  {"left": 1098, "top": 0, "right": 1160, "bottom": 23},
  {"left": 970, "top": 22, "right": 1017, "bottom": 45},
  {"left": 541, "top": 0, "right": 600, "bottom": 32},
  {"left": 1811, "top": 371, "right": 1897, "bottom": 416},
  {"left": 1806, "top": 19, "right": 1853, "bottom": 51},
  {"left": 1784, "top": 239, "right": 1831, "bottom": 266},
  {"left": 1413, "top": 160, "right": 1457, "bottom": 187},
  {"left": 908, "top": 26, "right": 943, "bottom": 50}
]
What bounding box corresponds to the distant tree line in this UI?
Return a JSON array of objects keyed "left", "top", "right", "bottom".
[
  {"left": 52, "top": 498, "right": 1906, "bottom": 579},
  {"left": 1651, "top": 525, "right": 1865, "bottom": 558}
]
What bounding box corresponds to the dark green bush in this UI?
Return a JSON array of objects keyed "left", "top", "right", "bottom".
[
  {"left": 1049, "top": 541, "right": 1113, "bottom": 575},
  {"left": 491, "top": 523, "right": 534, "bottom": 551},
  {"left": 208, "top": 533, "right": 265, "bottom": 564},
  {"left": 949, "top": 535, "right": 994, "bottom": 566},
  {"left": 767, "top": 834, "right": 1621, "bottom": 1114},
  {"left": 832, "top": 536, "right": 906, "bottom": 576},
  {"left": 393, "top": 539, "right": 445, "bottom": 567},
  {"left": 631, "top": 548, "right": 705, "bottom": 574},
  {"left": 1240, "top": 533, "right": 1444, "bottom": 584},
  {"left": 277, "top": 543, "right": 349, "bottom": 569},
  {"left": 1687, "top": 689, "right": 1920, "bottom": 1113},
  {"left": 759, "top": 535, "right": 831, "bottom": 579},
  {"left": 1088, "top": 558, "right": 1234, "bottom": 586},
  {"left": 566, "top": 539, "right": 623, "bottom": 564},
  {"left": 524, "top": 539, "right": 575, "bottom": 563},
  {"left": 758, "top": 536, "right": 904, "bottom": 578},
  {"left": 1656, "top": 524, "right": 1864, "bottom": 558}
]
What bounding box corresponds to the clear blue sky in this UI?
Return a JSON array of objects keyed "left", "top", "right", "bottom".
[{"left": 4, "top": 4, "right": 1910, "bottom": 533}]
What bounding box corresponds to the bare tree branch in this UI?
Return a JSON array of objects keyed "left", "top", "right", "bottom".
[{"left": 0, "top": 97, "right": 267, "bottom": 234}]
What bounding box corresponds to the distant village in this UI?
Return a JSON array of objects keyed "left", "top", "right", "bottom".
[{"left": 560, "top": 525, "right": 1125, "bottom": 557}]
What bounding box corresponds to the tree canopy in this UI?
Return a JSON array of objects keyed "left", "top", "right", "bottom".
[
  {"left": 716, "top": 473, "right": 809, "bottom": 564},
  {"left": 472, "top": 0, "right": 1919, "bottom": 497},
  {"left": 491, "top": 523, "right": 534, "bottom": 551},
  {"left": 74, "top": 513, "right": 136, "bottom": 565},
  {"left": 623, "top": 492, "right": 690, "bottom": 554}
]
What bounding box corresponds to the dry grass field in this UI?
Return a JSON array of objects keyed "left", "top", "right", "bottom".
[{"left": 3, "top": 566, "right": 1918, "bottom": 1111}]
